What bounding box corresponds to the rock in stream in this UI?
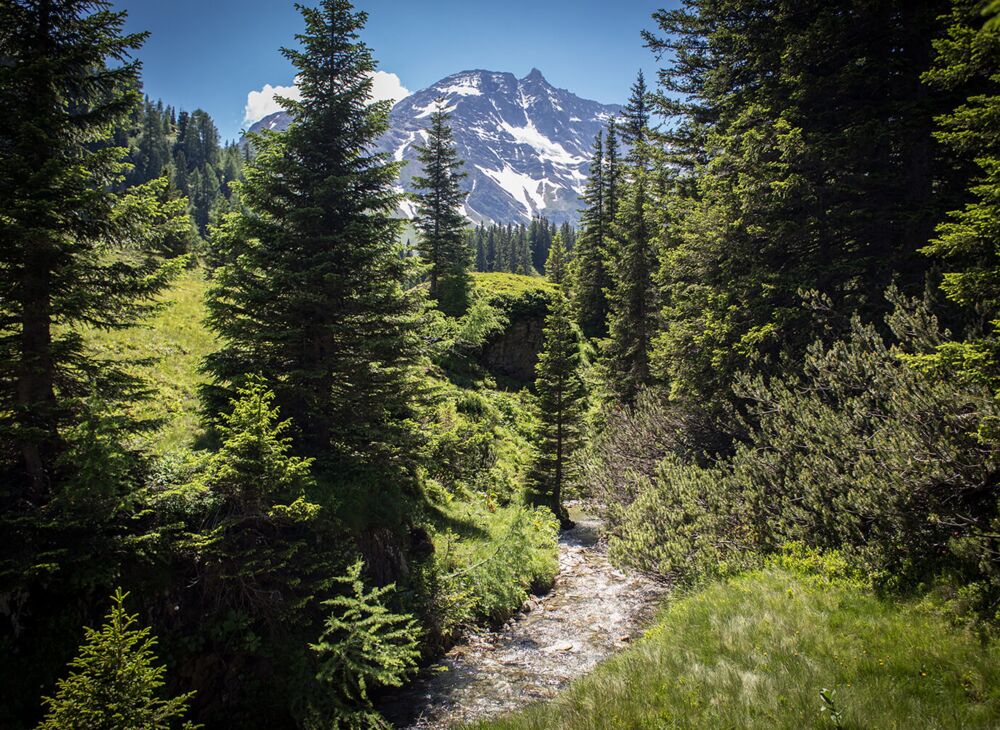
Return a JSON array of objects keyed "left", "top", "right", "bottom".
[{"left": 380, "top": 507, "right": 666, "bottom": 728}]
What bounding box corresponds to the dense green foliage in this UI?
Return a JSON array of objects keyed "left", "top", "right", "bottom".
[
  {"left": 204, "top": 0, "right": 426, "bottom": 505},
  {"left": 116, "top": 99, "right": 243, "bottom": 241},
  {"left": 916, "top": 0, "right": 1000, "bottom": 443},
  {"left": 413, "top": 104, "right": 472, "bottom": 315},
  {"left": 600, "top": 297, "right": 1000, "bottom": 612},
  {"left": 38, "top": 589, "right": 196, "bottom": 730},
  {"left": 0, "top": 2, "right": 563, "bottom": 727},
  {"left": 7, "top": 0, "right": 1000, "bottom": 726},
  {"left": 0, "top": 4, "right": 189, "bottom": 720},
  {"left": 543, "top": 232, "right": 568, "bottom": 287},
  {"left": 472, "top": 555, "right": 1000, "bottom": 730},
  {"left": 631, "top": 0, "right": 965, "bottom": 434},
  {"left": 603, "top": 72, "right": 656, "bottom": 405},
  {"left": 570, "top": 132, "right": 613, "bottom": 338},
  {"left": 414, "top": 500, "right": 558, "bottom": 645},
  {"left": 309, "top": 560, "right": 420, "bottom": 727},
  {"left": 563, "top": 0, "right": 1000, "bottom": 635},
  {"left": 0, "top": 0, "right": 181, "bottom": 492}
]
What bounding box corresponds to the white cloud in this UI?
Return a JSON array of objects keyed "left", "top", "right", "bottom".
[
  {"left": 243, "top": 71, "right": 410, "bottom": 126},
  {"left": 369, "top": 70, "right": 410, "bottom": 106},
  {"left": 243, "top": 81, "right": 302, "bottom": 125}
]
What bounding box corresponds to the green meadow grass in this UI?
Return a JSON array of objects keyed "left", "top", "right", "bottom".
[
  {"left": 471, "top": 567, "right": 1000, "bottom": 729},
  {"left": 85, "top": 268, "right": 214, "bottom": 453}
]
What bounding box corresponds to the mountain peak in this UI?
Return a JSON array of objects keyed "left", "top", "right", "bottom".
[
  {"left": 522, "top": 67, "right": 546, "bottom": 83},
  {"left": 384, "top": 68, "right": 621, "bottom": 224}
]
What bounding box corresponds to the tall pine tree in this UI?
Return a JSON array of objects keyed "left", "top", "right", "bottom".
[
  {"left": 526, "top": 293, "right": 586, "bottom": 528},
  {"left": 604, "top": 72, "right": 656, "bottom": 404},
  {"left": 546, "top": 231, "right": 569, "bottom": 287},
  {"left": 0, "top": 0, "right": 182, "bottom": 494},
  {"left": 604, "top": 117, "right": 621, "bottom": 254},
  {"left": 412, "top": 101, "right": 471, "bottom": 316},
  {"left": 572, "top": 131, "right": 611, "bottom": 338},
  {"left": 205, "top": 0, "right": 425, "bottom": 508},
  {"left": 919, "top": 0, "right": 1000, "bottom": 441},
  {"left": 644, "top": 0, "right": 956, "bottom": 434}
]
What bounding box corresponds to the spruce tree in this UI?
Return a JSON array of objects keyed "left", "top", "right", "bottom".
[
  {"left": 604, "top": 118, "right": 621, "bottom": 242},
  {"left": 529, "top": 217, "right": 552, "bottom": 273},
  {"left": 191, "top": 379, "right": 322, "bottom": 619},
  {"left": 560, "top": 221, "right": 576, "bottom": 253},
  {"left": 572, "top": 132, "right": 611, "bottom": 337},
  {"left": 517, "top": 226, "right": 533, "bottom": 275},
  {"left": 0, "top": 2, "right": 180, "bottom": 500},
  {"left": 472, "top": 224, "right": 488, "bottom": 271},
  {"left": 205, "top": 0, "right": 425, "bottom": 501},
  {"left": 525, "top": 293, "right": 586, "bottom": 528},
  {"left": 605, "top": 72, "right": 656, "bottom": 404},
  {"left": 412, "top": 102, "right": 471, "bottom": 316},
  {"left": 546, "top": 231, "right": 569, "bottom": 287},
  {"left": 38, "top": 589, "right": 196, "bottom": 730},
  {"left": 486, "top": 226, "right": 497, "bottom": 271},
  {"left": 644, "top": 0, "right": 955, "bottom": 430}
]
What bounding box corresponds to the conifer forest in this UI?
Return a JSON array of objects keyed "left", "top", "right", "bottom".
[{"left": 2, "top": 0, "right": 1000, "bottom": 727}]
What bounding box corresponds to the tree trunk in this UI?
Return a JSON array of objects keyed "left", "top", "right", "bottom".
[
  {"left": 16, "top": 1, "right": 59, "bottom": 498},
  {"left": 17, "top": 243, "right": 58, "bottom": 498}
]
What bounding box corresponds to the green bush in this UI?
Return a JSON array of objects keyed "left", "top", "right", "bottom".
[
  {"left": 424, "top": 383, "right": 537, "bottom": 504},
  {"left": 606, "top": 456, "right": 757, "bottom": 585},
  {"left": 604, "top": 294, "right": 1000, "bottom": 617},
  {"left": 414, "top": 501, "right": 558, "bottom": 645},
  {"left": 308, "top": 560, "right": 420, "bottom": 729},
  {"left": 470, "top": 272, "right": 558, "bottom": 322}
]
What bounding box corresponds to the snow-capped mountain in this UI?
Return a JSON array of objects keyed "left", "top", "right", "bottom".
[{"left": 245, "top": 69, "right": 620, "bottom": 224}]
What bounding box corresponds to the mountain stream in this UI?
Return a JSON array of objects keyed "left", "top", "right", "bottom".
[{"left": 380, "top": 506, "right": 666, "bottom": 728}]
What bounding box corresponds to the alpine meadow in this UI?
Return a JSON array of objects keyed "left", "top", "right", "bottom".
[{"left": 1, "top": 0, "right": 999, "bottom": 728}]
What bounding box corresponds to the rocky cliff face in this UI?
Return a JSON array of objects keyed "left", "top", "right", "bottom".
[
  {"left": 480, "top": 316, "right": 546, "bottom": 383},
  {"left": 245, "top": 69, "right": 620, "bottom": 225}
]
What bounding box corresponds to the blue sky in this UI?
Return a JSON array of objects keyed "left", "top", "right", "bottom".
[{"left": 115, "top": 0, "right": 672, "bottom": 142}]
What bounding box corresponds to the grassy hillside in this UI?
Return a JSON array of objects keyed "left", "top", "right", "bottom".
[
  {"left": 85, "top": 268, "right": 213, "bottom": 453},
  {"left": 472, "top": 563, "right": 1000, "bottom": 730}
]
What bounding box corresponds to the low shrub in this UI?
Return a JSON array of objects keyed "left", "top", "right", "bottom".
[{"left": 603, "top": 294, "right": 1000, "bottom": 619}]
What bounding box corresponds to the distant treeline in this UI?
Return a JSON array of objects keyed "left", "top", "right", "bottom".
[{"left": 465, "top": 218, "right": 576, "bottom": 275}]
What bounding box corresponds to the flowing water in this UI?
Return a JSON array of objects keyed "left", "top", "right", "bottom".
[{"left": 381, "top": 506, "right": 667, "bottom": 729}]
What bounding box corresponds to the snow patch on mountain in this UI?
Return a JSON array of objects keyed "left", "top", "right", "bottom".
[
  {"left": 436, "top": 78, "right": 483, "bottom": 96},
  {"left": 385, "top": 68, "right": 621, "bottom": 224},
  {"left": 479, "top": 164, "right": 546, "bottom": 214},
  {"left": 498, "top": 119, "right": 583, "bottom": 165}
]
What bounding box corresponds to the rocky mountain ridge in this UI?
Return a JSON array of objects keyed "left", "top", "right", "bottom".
[{"left": 245, "top": 68, "right": 620, "bottom": 224}]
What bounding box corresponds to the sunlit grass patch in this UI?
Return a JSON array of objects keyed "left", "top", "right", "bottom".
[{"left": 83, "top": 268, "right": 214, "bottom": 453}]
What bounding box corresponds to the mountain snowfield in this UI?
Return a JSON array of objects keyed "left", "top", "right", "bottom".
[{"left": 245, "top": 68, "right": 621, "bottom": 224}]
